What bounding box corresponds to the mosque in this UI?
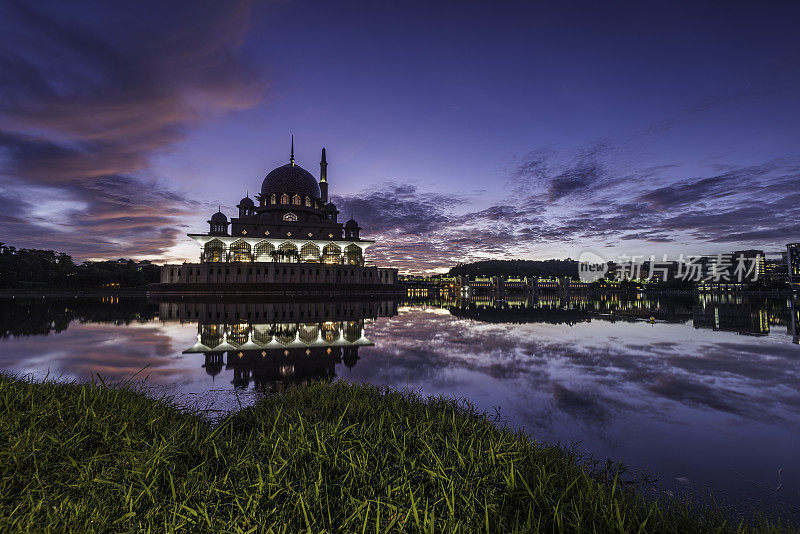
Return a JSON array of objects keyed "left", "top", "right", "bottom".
[{"left": 151, "top": 139, "right": 401, "bottom": 294}]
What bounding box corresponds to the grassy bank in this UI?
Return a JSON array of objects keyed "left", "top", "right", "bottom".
[{"left": 0, "top": 375, "right": 789, "bottom": 533}]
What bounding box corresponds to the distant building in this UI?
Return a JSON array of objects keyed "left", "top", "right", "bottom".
[
  {"left": 642, "top": 260, "right": 682, "bottom": 282},
  {"left": 764, "top": 257, "right": 788, "bottom": 282},
  {"left": 536, "top": 278, "right": 560, "bottom": 290},
  {"left": 787, "top": 243, "right": 800, "bottom": 288},
  {"left": 469, "top": 277, "right": 497, "bottom": 293},
  {"left": 699, "top": 250, "right": 764, "bottom": 283},
  {"left": 732, "top": 250, "right": 765, "bottom": 280},
  {"left": 400, "top": 276, "right": 442, "bottom": 299},
  {"left": 502, "top": 277, "right": 531, "bottom": 292}
]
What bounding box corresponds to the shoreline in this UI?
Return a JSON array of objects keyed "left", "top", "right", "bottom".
[
  {"left": 0, "top": 287, "right": 794, "bottom": 298},
  {"left": 0, "top": 289, "right": 148, "bottom": 297},
  {"left": 0, "top": 374, "right": 789, "bottom": 532}
]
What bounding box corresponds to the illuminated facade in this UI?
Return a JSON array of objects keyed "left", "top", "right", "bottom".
[
  {"left": 764, "top": 257, "right": 789, "bottom": 282},
  {"left": 194, "top": 140, "right": 367, "bottom": 265},
  {"left": 154, "top": 139, "right": 400, "bottom": 293}
]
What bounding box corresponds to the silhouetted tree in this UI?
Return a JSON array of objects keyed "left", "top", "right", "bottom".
[
  {"left": 0, "top": 244, "right": 161, "bottom": 289},
  {"left": 447, "top": 259, "right": 580, "bottom": 279}
]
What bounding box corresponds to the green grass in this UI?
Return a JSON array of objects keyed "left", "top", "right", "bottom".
[{"left": 0, "top": 374, "right": 792, "bottom": 533}]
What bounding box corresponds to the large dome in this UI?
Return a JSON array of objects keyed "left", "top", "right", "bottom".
[{"left": 261, "top": 164, "right": 321, "bottom": 198}]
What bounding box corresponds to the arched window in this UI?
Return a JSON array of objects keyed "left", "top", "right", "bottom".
[
  {"left": 252, "top": 325, "right": 271, "bottom": 345},
  {"left": 230, "top": 240, "right": 252, "bottom": 262},
  {"left": 298, "top": 324, "right": 319, "bottom": 343},
  {"left": 283, "top": 212, "right": 298, "bottom": 222},
  {"left": 227, "top": 323, "right": 249, "bottom": 348},
  {"left": 300, "top": 243, "right": 320, "bottom": 263},
  {"left": 254, "top": 241, "right": 275, "bottom": 262},
  {"left": 292, "top": 194, "right": 301, "bottom": 205},
  {"left": 281, "top": 194, "right": 289, "bottom": 204},
  {"left": 322, "top": 243, "right": 341, "bottom": 264},
  {"left": 321, "top": 323, "right": 339, "bottom": 343},
  {"left": 274, "top": 324, "right": 296, "bottom": 345},
  {"left": 203, "top": 239, "right": 225, "bottom": 262},
  {"left": 344, "top": 320, "right": 361, "bottom": 343},
  {"left": 344, "top": 244, "right": 363, "bottom": 266},
  {"left": 274, "top": 242, "right": 298, "bottom": 263},
  {"left": 304, "top": 197, "right": 311, "bottom": 207},
  {"left": 200, "top": 324, "right": 223, "bottom": 348},
  {"left": 270, "top": 194, "right": 276, "bottom": 204}
]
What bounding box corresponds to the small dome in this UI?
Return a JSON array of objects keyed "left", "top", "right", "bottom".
[
  {"left": 261, "top": 164, "right": 321, "bottom": 198},
  {"left": 210, "top": 211, "right": 227, "bottom": 223},
  {"left": 204, "top": 363, "right": 222, "bottom": 377},
  {"left": 239, "top": 196, "right": 254, "bottom": 207},
  {"left": 345, "top": 218, "right": 359, "bottom": 229},
  {"left": 323, "top": 202, "right": 338, "bottom": 213}
]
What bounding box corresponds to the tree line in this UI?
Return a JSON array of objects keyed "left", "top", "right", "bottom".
[
  {"left": 0, "top": 244, "right": 161, "bottom": 290},
  {"left": 446, "top": 259, "right": 580, "bottom": 279}
]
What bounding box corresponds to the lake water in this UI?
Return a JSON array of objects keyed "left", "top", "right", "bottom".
[{"left": 1, "top": 293, "right": 799, "bottom": 520}]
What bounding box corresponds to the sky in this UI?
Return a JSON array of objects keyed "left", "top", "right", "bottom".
[{"left": 1, "top": 0, "right": 799, "bottom": 274}]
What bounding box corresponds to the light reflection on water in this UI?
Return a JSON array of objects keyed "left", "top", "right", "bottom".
[{"left": 0, "top": 293, "right": 798, "bottom": 518}]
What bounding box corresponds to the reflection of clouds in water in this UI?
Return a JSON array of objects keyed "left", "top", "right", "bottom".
[
  {"left": 350, "top": 306, "right": 800, "bottom": 509},
  {"left": 551, "top": 382, "right": 612, "bottom": 423},
  {"left": 358, "top": 309, "right": 800, "bottom": 430},
  {"left": 0, "top": 322, "right": 189, "bottom": 383},
  {"left": 647, "top": 375, "right": 747, "bottom": 415},
  {"left": 0, "top": 319, "right": 259, "bottom": 413}
]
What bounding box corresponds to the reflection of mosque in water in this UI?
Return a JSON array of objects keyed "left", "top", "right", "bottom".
[
  {"left": 157, "top": 299, "right": 398, "bottom": 389},
  {"left": 173, "top": 293, "right": 798, "bottom": 391}
]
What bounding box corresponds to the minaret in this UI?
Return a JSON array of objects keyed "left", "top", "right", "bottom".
[
  {"left": 320, "top": 147, "right": 328, "bottom": 203},
  {"left": 290, "top": 135, "right": 295, "bottom": 166}
]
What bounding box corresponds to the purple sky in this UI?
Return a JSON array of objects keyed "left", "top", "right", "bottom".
[{"left": 1, "top": 1, "right": 799, "bottom": 273}]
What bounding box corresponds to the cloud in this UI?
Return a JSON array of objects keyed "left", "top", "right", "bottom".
[
  {"left": 511, "top": 143, "right": 613, "bottom": 202},
  {"left": 0, "top": 0, "right": 268, "bottom": 259},
  {"left": 551, "top": 383, "right": 611, "bottom": 422},
  {"left": 332, "top": 184, "right": 521, "bottom": 272},
  {"left": 330, "top": 146, "right": 800, "bottom": 273},
  {"left": 546, "top": 163, "right": 605, "bottom": 201},
  {"left": 332, "top": 184, "right": 462, "bottom": 235}
]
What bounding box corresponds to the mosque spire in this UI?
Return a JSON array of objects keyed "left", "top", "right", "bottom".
[
  {"left": 320, "top": 147, "right": 329, "bottom": 203},
  {"left": 290, "top": 135, "right": 295, "bottom": 166}
]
